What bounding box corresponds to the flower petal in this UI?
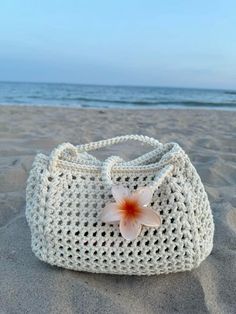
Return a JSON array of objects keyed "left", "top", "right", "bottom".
[
  {"left": 112, "top": 185, "right": 130, "bottom": 203},
  {"left": 138, "top": 207, "right": 161, "bottom": 227},
  {"left": 101, "top": 203, "right": 121, "bottom": 222},
  {"left": 134, "top": 187, "right": 153, "bottom": 206},
  {"left": 119, "top": 218, "right": 142, "bottom": 240}
]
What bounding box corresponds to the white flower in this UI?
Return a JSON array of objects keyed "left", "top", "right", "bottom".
[{"left": 101, "top": 185, "right": 161, "bottom": 240}]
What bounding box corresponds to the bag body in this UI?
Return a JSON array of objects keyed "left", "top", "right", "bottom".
[{"left": 26, "top": 135, "right": 214, "bottom": 275}]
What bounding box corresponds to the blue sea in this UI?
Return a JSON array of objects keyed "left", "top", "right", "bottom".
[{"left": 0, "top": 81, "right": 236, "bottom": 110}]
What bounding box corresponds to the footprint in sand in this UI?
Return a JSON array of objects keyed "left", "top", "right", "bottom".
[{"left": 226, "top": 208, "right": 236, "bottom": 233}]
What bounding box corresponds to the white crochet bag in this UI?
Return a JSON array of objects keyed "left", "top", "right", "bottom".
[{"left": 26, "top": 135, "right": 214, "bottom": 275}]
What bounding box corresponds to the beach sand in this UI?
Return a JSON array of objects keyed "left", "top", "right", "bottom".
[{"left": 0, "top": 106, "right": 235, "bottom": 314}]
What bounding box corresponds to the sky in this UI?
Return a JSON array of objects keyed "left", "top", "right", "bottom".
[{"left": 0, "top": 0, "right": 236, "bottom": 89}]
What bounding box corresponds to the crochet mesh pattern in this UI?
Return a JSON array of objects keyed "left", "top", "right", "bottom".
[{"left": 26, "top": 135, "right": 214, "bottom": 275}]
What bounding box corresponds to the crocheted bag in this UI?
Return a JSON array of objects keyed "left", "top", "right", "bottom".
[{"left": 26, "top": 135, "right": 214, "bottom": 275}]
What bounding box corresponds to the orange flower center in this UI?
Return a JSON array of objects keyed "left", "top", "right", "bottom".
[{"left": 118, "top": 197, "right": 142, "bottom": 219}]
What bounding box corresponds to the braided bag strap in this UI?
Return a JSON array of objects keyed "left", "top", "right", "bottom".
[
  {"left": 76, "top": 135, "right": 163, "bottom": 153},
  {"left": 101, "top": 155, "right": 173, "bottom": 191},
  {"left": 48, "top": 135, "right": 163, "bottom": 171}
]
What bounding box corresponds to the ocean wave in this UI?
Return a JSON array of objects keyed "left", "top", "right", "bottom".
[
  {"left": 1, "top": 82, "right": 236, "bottom": 109},
  {"left": 224, "top": 91, "right": 236, "bottom": 95},
  {"left": 58, "top": 97, "right": 236, "bottom": 107},
  {"left": 4, "top": 95, "right": 236, "bottom": 108}
]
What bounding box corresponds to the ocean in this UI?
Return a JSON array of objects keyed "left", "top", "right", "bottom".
[{"left": 0, "top": 81, "right": 235, "bottom": 110}]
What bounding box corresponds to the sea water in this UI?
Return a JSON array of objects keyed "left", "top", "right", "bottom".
[{"left": 0, "top": 81, "right": 235, "bottom": 110}]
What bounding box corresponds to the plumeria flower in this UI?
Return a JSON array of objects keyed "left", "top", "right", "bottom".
[{"left": 101, "top": 185, "right": 161, "bottom": 241}]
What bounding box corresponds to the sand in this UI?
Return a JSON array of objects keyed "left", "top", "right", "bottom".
[{"left": 0, "top": 105, "right": 235, "bottom": 314}]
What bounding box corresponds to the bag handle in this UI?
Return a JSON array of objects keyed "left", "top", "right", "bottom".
[
  {"left": 48, "top": 135, "right": 163, "bottom": 172},
  {"left": 101, "top": 155, "right": 173, "bottom": 190},
  {"left": 76, "top": 134, "right": 163, "bottom": 153}
]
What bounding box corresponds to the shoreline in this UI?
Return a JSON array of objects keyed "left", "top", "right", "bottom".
[{"left": 0, "top": 103, "right": 236, "bottom": 112}]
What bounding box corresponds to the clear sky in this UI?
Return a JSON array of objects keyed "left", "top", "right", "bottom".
[{"left": 0, "top": 0, "right": 235, "bottom": 89}]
